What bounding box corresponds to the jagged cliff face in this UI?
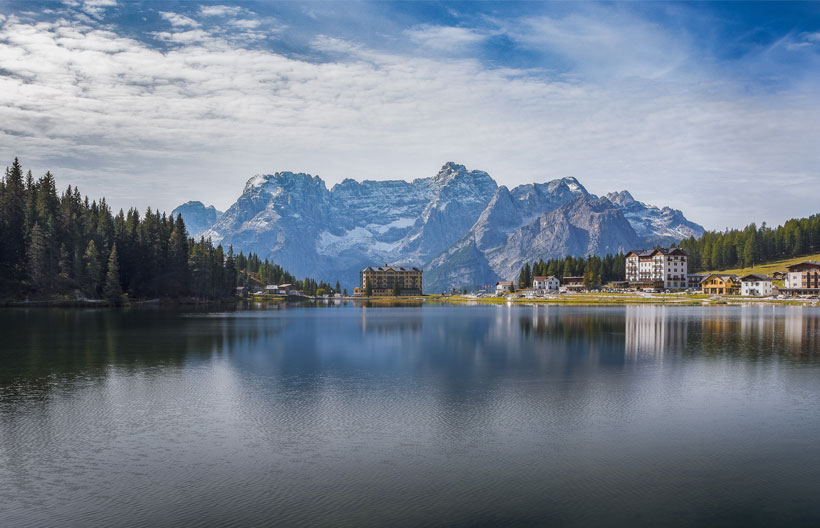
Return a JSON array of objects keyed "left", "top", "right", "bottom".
[
  {"left": 171, "top": 201, "right": 223, "bottom": 239},
  {"left": 176, "top": 163, "right": 704, "bottom": 291},
  {"left": 605, "top": 190, "right": 704, "bottom": 241}
]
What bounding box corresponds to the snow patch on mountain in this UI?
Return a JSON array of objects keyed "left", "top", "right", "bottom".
[{"left": 175, "top": 163, "right": 704, "bottom": 290}]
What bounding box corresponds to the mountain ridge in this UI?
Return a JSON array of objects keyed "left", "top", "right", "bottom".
[{"left": 175, "top": 163, "right": 704, "bottom": 291}]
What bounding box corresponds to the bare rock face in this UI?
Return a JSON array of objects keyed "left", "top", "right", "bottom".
[
  {"left": 171, "top": 201, "right": 223, "bottom": 239},
  {"left": 175, "top": 163, "right": 703, "bottom": 291}
]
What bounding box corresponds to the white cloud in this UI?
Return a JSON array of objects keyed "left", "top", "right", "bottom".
[
  {"left": 228, "top": 19, "right": 261, "bottom": 29},
  {"left": 405, "top": 25, "right": 487, "bottom": 50},
  {"left": 0, "top": 14, "right": 817, "bottom": 230},
  {"left": 199, "top": 5, "right": 243, "bottom": 17},
  {"left": 159, "top": 11, "right": 201, "bottom": 28},
  {"left": 79, "top": 0, "right": 116, "bottom": 19}
]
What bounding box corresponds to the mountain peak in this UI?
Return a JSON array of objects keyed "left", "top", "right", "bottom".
[
  {"left": 434, "top": 162, "right": 467, "bottom": 182},
  {"left": 244, "top": 172, "right": 327, "bottom": 194},
  {"left": 605, "top": 190, "right": 636, "bottom": 207}
]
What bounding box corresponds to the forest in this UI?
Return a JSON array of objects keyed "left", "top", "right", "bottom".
[
  {"left": 516, "top": 211, "right": 820, "bottom": 288},
  {"left": 516, "top": 254, "right": 627, "bottom": 289},
  {"left": 678, "top": 215, "right": 820, "bottom": 271},
  {"left": 0, "top": 158, "right": 334, "bottom": 302}
]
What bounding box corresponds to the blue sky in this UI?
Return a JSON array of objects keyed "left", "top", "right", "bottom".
[{"left": 0, "top": 1, "right": 819, "bottom": 229}]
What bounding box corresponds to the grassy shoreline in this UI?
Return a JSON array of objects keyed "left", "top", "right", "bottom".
[{"left": 5, "top": 292, "right": 818, "bottom": 308}]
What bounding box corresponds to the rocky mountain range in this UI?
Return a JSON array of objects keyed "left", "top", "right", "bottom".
[{"left": 173, "top": 162, "right": 704, "bottom": 292}]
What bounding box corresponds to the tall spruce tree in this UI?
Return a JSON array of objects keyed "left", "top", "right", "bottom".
[{"left": 104, "top": 243, "right": 123, "bottom": 303}]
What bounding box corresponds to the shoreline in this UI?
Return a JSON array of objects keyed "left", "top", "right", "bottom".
[{"left": 4, "top": 292, "right": 819, "bottom": 308}]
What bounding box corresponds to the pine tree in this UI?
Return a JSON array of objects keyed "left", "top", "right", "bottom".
[
  {"left": 27, "top": 222, "right": 49, "bottom": 290},
  {"left": 104, "top": 243, "right": 123, "bottom": 303},
  {"left": 84, "top": 239, "right": 102, "bottom": 296}
]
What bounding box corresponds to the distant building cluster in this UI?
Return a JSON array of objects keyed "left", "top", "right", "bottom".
[{"left": 492, "top": 248, "right": 819, "bottom": 299}]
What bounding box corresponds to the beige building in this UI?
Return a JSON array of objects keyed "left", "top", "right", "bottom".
[
  {"left": 360, "top": 266, "right": 423, "bottom": 296},
  {"left": 625, "top": 248, "right": 688, "bottom": 290}
]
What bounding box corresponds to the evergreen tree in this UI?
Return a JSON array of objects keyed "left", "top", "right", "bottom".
[
  {"left": 104, "top": 243, "right": 123, "bottom": 303},
  {"left": 84, "top": 239, "right": 102, "bottom": 296},
  {"left": 27, "top": 222, "right": 49, "bottom": 290}
]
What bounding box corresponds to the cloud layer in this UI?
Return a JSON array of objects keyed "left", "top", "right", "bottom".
[{"left": 0, "top": 2, "right": 818, "bottom": 229}]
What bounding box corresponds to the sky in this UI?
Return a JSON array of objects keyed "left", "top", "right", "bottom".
[{"left": 0, "top": 1, "right": 819, "bottom": 230}]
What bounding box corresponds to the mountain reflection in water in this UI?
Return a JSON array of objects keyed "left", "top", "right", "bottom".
[{"left": 1, "top": 304, "right": 820, "bottom": 527}]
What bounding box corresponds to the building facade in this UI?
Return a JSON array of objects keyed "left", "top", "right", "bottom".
[
  {"left": 532, "top": 275, "right": 560, "bottom": 292},
  {"left": 783, "top": 261, "right": 820, "bottom": 296},
  {"left": 625, "top": 248, "right": 688, "bottom": 290},
  {"left": 496, "top": 281, "right": 514, "bottom": 294},
  {"left": 740, "top": 274, "right": 773, "bottom": 296},
  {"left": 687, "top": 274, "right": 706, "bottom": 290},
  {"left": 701, "top": 274, "right": 740, "bottom": 295},
  {"left": 360, "top": 266, "right": 423, "bottom": 296},
  {"left": 562, "top": 276, "right": 585, "bottom": 291}
]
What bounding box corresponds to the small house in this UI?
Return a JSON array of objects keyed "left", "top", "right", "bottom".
[
  {"left": 533, "top": 275, "right": 560, "bottom": 292},
  {"left": 701, "top": 274, "right": 740, "bottom": 295},
  {"left": 496, "top": 281, "right": 514, "bottom": 294},
  {"left": 740, "top": 274, "right": 773, "bottom": 296}
]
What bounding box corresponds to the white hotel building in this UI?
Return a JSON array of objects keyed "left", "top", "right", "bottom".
[{"left": 625, "top": 248, "right": 689, "bottom": 290}]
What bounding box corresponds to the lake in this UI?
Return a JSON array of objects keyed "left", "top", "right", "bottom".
[{"left": 2, "top": 304, "right": 820, "bottom": 527}]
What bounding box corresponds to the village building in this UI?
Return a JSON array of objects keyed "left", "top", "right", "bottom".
[
  {"left": 360, "top": 266, "right": 423, "bottom": 296},
  {"left": 701, "top": 274, "right": 740, "bottom": 295},
  {"left": 265, "top": 284, "right": 279, "bottom": 294},
  {"left": 687, "top": 274, "right": 706, "bottom": 290},
  {"left": 532, "top": 275, "right": 560, "bottom": 292},
  {"left": 740, "top": 274, "right": 774, "bottom": 296},
  {"left": 782, "top": 261, "right": 820, "bottom": 296},
  {"left": 277, "top": 283, "right": 299, "bottom": 295},
  {"left": 496, "top": 281, "right": 514, "bottom": 294},
  {"left": 562, "top": 276, "right": 585, "bottom": 292},
  {"left": 625, "top": 247, "right": 688, "bottom": 290}
]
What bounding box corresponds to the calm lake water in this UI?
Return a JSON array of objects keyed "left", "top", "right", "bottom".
[{"left": 2, "top": 304, "right": 820, "bottom": 527}]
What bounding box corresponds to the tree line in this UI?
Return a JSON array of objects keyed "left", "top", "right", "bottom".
[
  {"left": 679, "top": 214, "right": 820, "bottom": 271},
  {"left": 0, "top": 158, "right": 329, "bottom": 301},
  {"left": 513, "top": 210, "right": 820, "bottom": 289},
  {"left": 517, "top": 254, "right": 627, "bottom": 289},
  {"left": 235, "top": 251, "right": 341, "bottom": 296}
]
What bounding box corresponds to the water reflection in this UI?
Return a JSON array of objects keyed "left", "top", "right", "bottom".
[{"left": 3, "top": 305, "right": 820, "bottom": 527}]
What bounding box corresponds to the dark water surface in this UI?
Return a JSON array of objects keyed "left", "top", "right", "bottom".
[{"left": 2, "top": 304, "right": 820, "bottom": 527}]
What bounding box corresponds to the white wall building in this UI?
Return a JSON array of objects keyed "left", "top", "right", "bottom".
[
  {"left": 496, "top": 281, "right": 514, "bottom": 294},
  {"left": 740, "top": 274, "right": 773, "bottom": 296},
  {"left": 533, "top": 275, "right": 560, "bottom": 292},
  {"left": 625, "top": 248, "right": 688, "bottom": 290}
]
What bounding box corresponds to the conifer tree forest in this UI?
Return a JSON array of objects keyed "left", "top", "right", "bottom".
[
  {"left": 0, "top": 158, "right": 334, "bottom": 302},
  {"left": 517, "top": 254, "right": 626, "bottom": 289},
  {"left": 516, "top": 212, "right": 820, "bottom": 288}
]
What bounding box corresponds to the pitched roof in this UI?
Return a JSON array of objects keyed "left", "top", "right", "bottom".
[
  {"left": 626, "top": 247, "right": 688, "bottom": 258},
  {"left": 786, "top": 261, "right": 820, "bottom": 271},
  {"left": 740, "top": 274, "right": 773, "bottom": 282},
  {"left": 362, "top": 266, "right": 422, "bottom": 272},
  {"left": 533, "top": 276, "right": 547, "bottom": 281},
  {"left": 701, "top": 273, "right": 739, "bottom": 283}
]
